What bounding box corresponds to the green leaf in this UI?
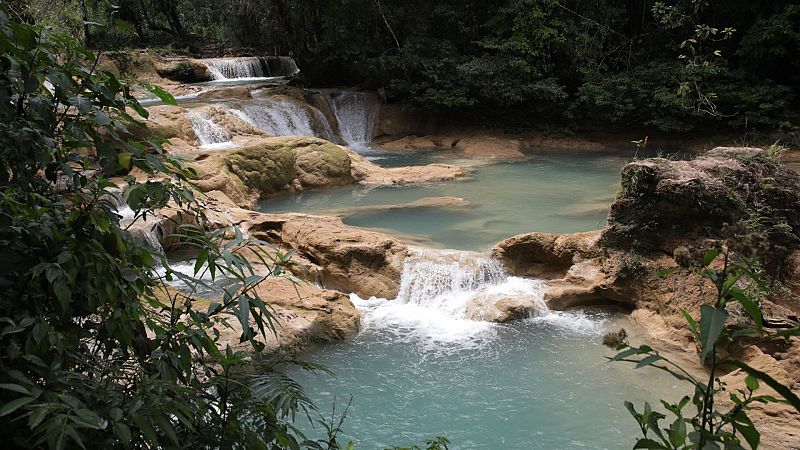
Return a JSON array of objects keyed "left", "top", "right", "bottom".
[
  {"left": 681, "top": 308, "right": 699, "bottom": 339},
  {"left": 118, "top": 152, "right": 132, "bottom": 169},
  {"left": 728, "top": 361, "right": 800, "bottom": 413},
  {"left": 730, "top": 289, "right": 762, "bottom": 330},
  {"left": 0, "top": 396, "right": 35, "bottom": 416},
  {"left": 194, "top": 249, "right": 209, "bottom": 275},
  {"left": 0, "top": 383, "right": 32, "bottom": 395},
  {"left": 745, "top": 374, "right": 759, "bottom": 391},
  {"left": 699, "top": 304, "right": 728, "bottom": 361},
  {"left": 668, "top": 418, "right": 687, "bottom": 447},
  {"left": 132, "top": 415, "right": 158, "bottom": 443},
  {"left": 731, "top": 410, "right": 759, "bottom": 449},
  {"left": 146, "top": 84, "right": 177, "bottom": 106},
  {"left": 703, "top": 249, "right": 720, "bottom": 266},
  {"left": 238, "top": 296, "right": 250, "bottom": 340},
  {"left": 113, "top": 423, "right": 132, "bottom": 444},
  {"left": 68, "top": 95, "right": 92, "bottom": 114},
  {"left": 633, "top": 438, "right": 668, "bottom": 449}
]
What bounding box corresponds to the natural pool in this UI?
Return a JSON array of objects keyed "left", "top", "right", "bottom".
[
  {"left": 260, "top": 149, "right": 631, "bottom": 250},
  {"left": 288, "top": 306, "right": 684, "bottom": 449},
  {"left": 259, "top": 147, "right": 685, "bottom": 448}
]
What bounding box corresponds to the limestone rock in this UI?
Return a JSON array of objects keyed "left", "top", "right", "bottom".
[
  {"left": 601, "top": 147, "right": 800, "bottom": 254},
  {"left": 190, "top": 137, "right": 465, "bottom": 208},
  {"left": 465, "top": 296, "right": 538, "bottom": 322},
  {"left": 214, "top": 277, "right": 360, "bottom": 353},
  {"left": 155, "top": 58, "right": 211, "bottom": 83},
  {"left": 491, "top": 230, "right": 602, "bottom": 278},
  {"left": 246, "top": 213, "right": 408, "bottom": 299}
]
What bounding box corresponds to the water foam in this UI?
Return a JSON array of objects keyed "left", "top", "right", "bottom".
[
  {"left": 352, "top": 249, "right": 549, "bottom": 350},
  {"left": 189, "top": 110, "right": 232, "bottom": 147}
]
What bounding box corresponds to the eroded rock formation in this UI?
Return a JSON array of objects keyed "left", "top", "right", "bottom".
[
  {"left": 491, "top": 147, "right": 800, "bottom": 447},
  {"left": 189, "top": 136, "right": 464, "bottom": 207}
]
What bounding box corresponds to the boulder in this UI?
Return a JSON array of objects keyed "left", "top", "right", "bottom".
[
  {"left": 196, "top": 86, "right": 253, "bottom": 101},
  {"left": 213, "top": 277, "right": 360, "bottom": 353},
  {"left": 246, "top": 213, "right": 408, "bottom": 299},
  {"left": 191, "top": 137, "right": 354, "bottom": 206},
  {"left": 190, "top": 137, "right": 465, "bottom": 208},
  {"left": 601, "top": 147, "right": 800, "bottom": 255},
  {"left": 155, "top": 58, "right": 211, "bottom": 83},
  {"left": 465, "top": 296, "right": 539, "bottom": 322},
  {"left": 491, "top": 230, "right": 602, "bottom": 278}
]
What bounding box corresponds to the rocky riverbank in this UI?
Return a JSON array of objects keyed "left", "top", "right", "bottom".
[{"left": 493, "top": 147, "right": 800, "bottom": 448}]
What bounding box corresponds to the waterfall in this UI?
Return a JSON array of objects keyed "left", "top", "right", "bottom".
[
  {"left": 232, "top": 98, "right": 335, "bottom": 141},
  {"left": 189, "top": 110, "right": 233, "bottom": 148},
  {"left": 395, "top": 249, "right": 510, "bottom": 316},
  {"left": 203, "top": 57, "right": 265, "bottom": 80},
  {"left": 352, "top": 248, "right": 548, "bottom": 349},
  {"left": 326, "top": 91, "right": 378, "bottom": 149}
]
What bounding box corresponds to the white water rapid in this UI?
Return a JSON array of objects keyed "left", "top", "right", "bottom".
[
  {"left": 326, "top": 91, "right": 378, "bottom": 149},
  {"left": 188, "top": 110, "right": 234, "bottom": 149},
  {"left": 204, "top": 57, "right": 266, "bottom": 80},
  {"left": 351, "top": 249, "right": 538, "bottom": 349},
  {"left": 232, "top": 98, "right": 335, "bottom": 141}
]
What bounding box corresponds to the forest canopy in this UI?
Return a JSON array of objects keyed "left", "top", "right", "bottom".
[{"left": 10, "top": 0, "right": 800, "bottom": 141}]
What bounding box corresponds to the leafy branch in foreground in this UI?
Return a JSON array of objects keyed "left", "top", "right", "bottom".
[
  {"left": 610, "top": 226, "right": 800, "bottom": 449},
  {"left": 0, "top": 8, "right": 347, "bottom": 449}
]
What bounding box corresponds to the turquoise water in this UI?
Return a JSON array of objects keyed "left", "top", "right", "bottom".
[
  {"left": 260, "top": 150, "right": 630, "bottom": 250},
  {"left": 289, "top": 309, "right": 684, "bottom": 449},
  {"left": 263, "top": 147, "right": 685, "bottom": 449}
]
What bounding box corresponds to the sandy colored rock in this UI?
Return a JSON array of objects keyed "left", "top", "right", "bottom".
[
  {"left": 465, "top": 296, "right": 539, "bottom": 322},
  {"left": 213, "top": 277, "right": 360, "bottom": 353},
  {"left": 189, "top": 137, "right": 465, "bottom": 208},
  {"left": 196, "top": 85, "right": 253, "bottom": 101},
  {"left": 491, "top": 230, "right": 602, "bottom": 278},
  {"left": 347, "top": 148, "right": 465, "bottom": 185},
  {"left": 134, "top": 104, "right": 196, "bottom": 143},
  {"left": 717, "top": 346, "right": 800, "bottom": 450},
  {"left": 245, "top": 213, "right": 408, "bottom": 299},
  {"left": 379, "top": 133, "right": 524, "bottom": 158}
]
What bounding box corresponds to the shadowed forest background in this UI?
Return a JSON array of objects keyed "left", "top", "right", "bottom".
[{"left": 10, "top": 0, "right": 800, "bottom": 142}]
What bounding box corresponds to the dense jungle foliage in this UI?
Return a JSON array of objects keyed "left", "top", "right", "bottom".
[{"left": 9, "top": 0, "right": 800, "bottom": 142}]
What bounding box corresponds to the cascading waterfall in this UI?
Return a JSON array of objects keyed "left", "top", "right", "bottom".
[
  {"left": 395, "top": 249, "right": 511, "bottom": 316},
  {"left": 204, "top": 57, "right": 265, "bottom": 80},
  {"left": 232, "top": 98, "right": 335, "bottom": 141},
  {"left": 352, "top": 248, "right": 549, "bottom": 347},
  {"left": 188, "top": 110, "right": 233, "bottom": 148},
  {"left": 326, "top": 91, "right": 379, "bottom": 149}
]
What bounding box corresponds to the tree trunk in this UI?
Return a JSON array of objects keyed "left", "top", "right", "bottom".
[{"left": 80, "top": 0, "right": 92, "bottom": 48}]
